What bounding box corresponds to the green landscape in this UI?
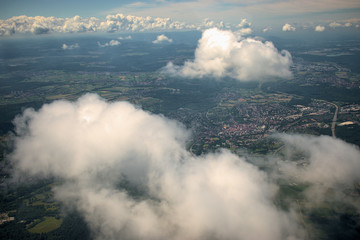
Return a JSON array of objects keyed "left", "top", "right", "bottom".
[{"left": 0, "top": 33, "right": 360, "bottom": 239}]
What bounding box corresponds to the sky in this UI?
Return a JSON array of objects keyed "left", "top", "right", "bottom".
[{"left": 1, "top": 0, "right": 360, "bottom": 35}]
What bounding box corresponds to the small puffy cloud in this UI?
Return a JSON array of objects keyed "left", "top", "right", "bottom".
[
  {"left": 314, "top": 25, "right": 325, "bottom": 32},
  {"left": 97, "top": 40, "right": 120, "bottom": 47},
  {"left": 235, "top": 19, "right": 252, "bottom": 36},
  {"left": 329, "top": 21, "right": 343, "bottom": 28},
  {"left": 235, "top": 27, "right": 252, "bottom": 36},
  {"left": 10, "top": 94, "right": 303, "bottom": 240},
  {"left": 282, "top": 23, "right": 296, "bottom": 32},
  {"left": 199, "top": 18, "right": 227, "bottom": 30},
  {"left": 329, "top": 21, "right": 354, "bottom": 28},
  {"left": 62, "top": 43, "right": 79, "bottom": 50},
  {"left": 152, "top": 34, "right": 173, "bottom": 44},
  {"left": 237, "top": 18, "right": 251, "bottom": 29},
  {"left": 162, "top": 28, "right": 292, "bottom": 81},
  {"left": 198, "top": 18, "right": 252, "bottom": 36},
  {"left": 263, "top": 27, "right": 271, "bottom": 32}
]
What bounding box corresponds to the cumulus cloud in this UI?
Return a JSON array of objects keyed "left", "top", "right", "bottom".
[
  {"left": 152, "top": 34, "right": 173, "bottom": 44},
  {"left": 199, "top": 18, "right": 226, "bottom": 30},
  {"left": 10, "top": 94, "right": 360, "bottom": 239},
  {"left": 234, "top": 18, "right": 252, "bottom": 36},
  {"left": 235, "top": 28, "right": 252, "bottom": 36},
  {"left": 282, "top": 23, "right": 296, "bottom": 32},
  {"left": 329, "top": 21, "right": 353, "bottom": 28},
  {"left": 314, "top": 25, "right": 325, "bottom": 32},
  {"left": 162, "top": 28, "right": 292, "bottom": 81},
  {"left": 197, "top": 18, "right": 252, "bottom": 36},
  {"left": 62, "top": 43, "right": 79, "bottom": 50},
  {"left": 97, "top": 40, "right": 121, "bottom": 47},
  {"left": 10, "top": 94, "right": 303, "bottom": 240}
]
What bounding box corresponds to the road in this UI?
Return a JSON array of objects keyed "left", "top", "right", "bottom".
[
  {"left": 330, "top": 103, "right": 339, "bottom": 138},
  {"left": 316, "top": 100, "right": 338, "bottom": 138}
]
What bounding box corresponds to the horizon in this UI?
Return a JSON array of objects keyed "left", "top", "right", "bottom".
[{"left": 1, "top": 0, "right": 360, "bottom": 38}]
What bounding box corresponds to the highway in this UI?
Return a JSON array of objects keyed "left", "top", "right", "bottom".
[{"left": 330, "top": 103, "right": 339, "bottom": 138}]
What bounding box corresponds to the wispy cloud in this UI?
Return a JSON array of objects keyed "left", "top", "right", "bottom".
[
  {"left": 62, "top": 43, "right": 79, "bottom": 50},
  {"left": 97, "top": 40, "right": 121, "bottom": 47}
]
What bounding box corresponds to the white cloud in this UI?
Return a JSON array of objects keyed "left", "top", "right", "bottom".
[
  {"left": 152, "top": 34, "right": 173, "bottom": 44},
  {"left": 97, "top": 40, "right": 121, "bottom": 47},
  {"left": 110, "top": 0, "right": 360, "bottom": 29},
  {"left": 0, "top": 13, "right": 254, "bottom": 37},
  {"left": 237, "top": 18, "right": 251, "bottom": 29},
  {"left": 263, "top": 27, "right": 272, "bottom": 32},
  {"left": 282, "top": 23, "right": 296, "bottom": 32},
  {"left": 329, "top": 21, "right": 342, "bottom": 28},
  {"left": 276, "top": 134, "right": 360, "bottom": 206},
  {"left": 329, "top": 18, "right": 360, "bottom": 28},
  {"left": 314, "top": 25, "right": 325, "bottom": 32},
  {"left": 234, "top": 19, "right": 252, "bottom": 36},
  {"left": 0, "top": 14, "right": 194, "bottom": 36},
  {"left": 62, "top": 43, "right": 79, "bottom": 50},
  {"left": 10, "top": 94, "right": 303, "bottom": 240},
  {"left": 162, "top": 28, "right": 292, "bottom": 81},
  {"left": 118, "top": 35, "right": 132, "bottom": 40}
]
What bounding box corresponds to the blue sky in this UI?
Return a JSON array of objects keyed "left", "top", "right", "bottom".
[{"left": 1, "top": 0, "right": 360, "bottom": 33}]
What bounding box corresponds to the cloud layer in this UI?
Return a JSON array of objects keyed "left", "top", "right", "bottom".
[
  {"left": 0, "top": 14, "right": 254, "bottom": 36},
  {"left": 162, "top": 28, "right": 292, "bottom": 81},
  {"left": 0, "top": 14, "right": 192, "bottom": 36},
  {"left": 11, "top": 94, "right": 304, "bottom": 240}
]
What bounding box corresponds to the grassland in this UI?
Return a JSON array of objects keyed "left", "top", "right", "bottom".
[{"left": 28, "top": 217, "right": 63, "bottom": 233}]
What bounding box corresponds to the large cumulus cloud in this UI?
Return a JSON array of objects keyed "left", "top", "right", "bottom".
[
  {"left": 10, "top": 94, "right": 360, "bottom": 239},
  {"left": 11, "top": 94, "right": 302, "bottom": 240},
  {"left": 162, "top": 28, "right": 292, "bottom": 81}
]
